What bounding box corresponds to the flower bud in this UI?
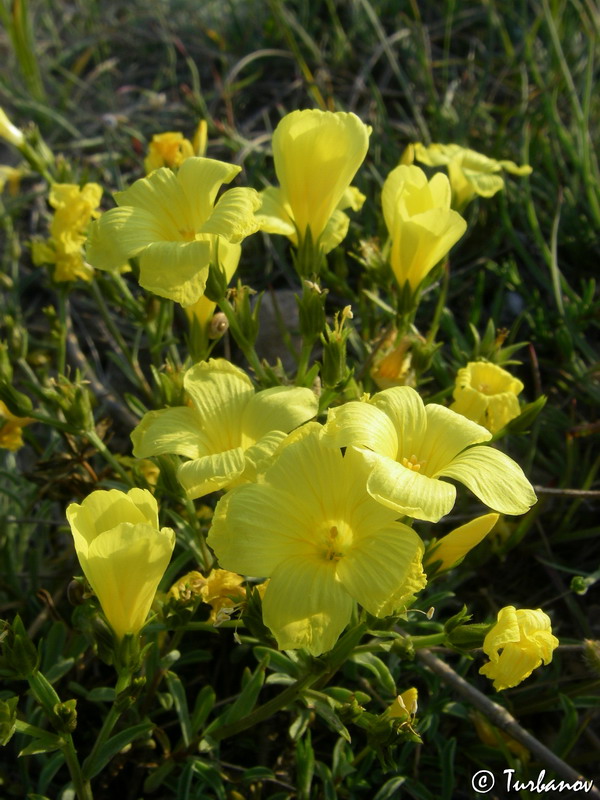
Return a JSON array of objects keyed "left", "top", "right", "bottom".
[{"left": 0, "top": 108, "right": 25, "bottom": 148}]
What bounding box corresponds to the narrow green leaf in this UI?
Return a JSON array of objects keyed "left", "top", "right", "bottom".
[
  {"left": 165, "top": 670, "right": 192, "bottom": 746},
  {"left": 85, "top": 721, "right": 152, "bottom": 779}
]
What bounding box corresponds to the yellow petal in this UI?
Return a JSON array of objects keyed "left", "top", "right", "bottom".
[
  {"left": 176, "top": 157, "right": 241, "bottom": 227},
  {"left": 322, "top": 399, "right": 398, "bottom": 461},
  {"left": 208, "top": 483, "right": 314, "bottom": 575},
  {"left": 435, "top": 445, "right": 537, "bottom": 515},
  {"left": 137, "top": 239, "right": 212, "bottom": 306},
  {"left": 86, "top": 522, "right": 175, "bottom": 639},
  {"left": 256, "top": 186, "right": 296, "bottom": 237},
  {"left": 241, "top": 386, "right": 318, "bottom": 447},
  {"left": 199, "top": 186, "right": 261, "bottom": 242},
  {"left": 183, "top": 359, "right": 254, "bottom": 450},
  {"left": 131, "top": 407, "right": 207, "bottom": 460},
  {"left": 427, "top": 512, "right": 499, "bottom": 571},
  {"left": 86, "top": 207, "right": 170, "bottom": 271},
  {"left": 337, "top": 522, "right": 425, "bottom": 616},
  {"left": 272, "top": 109, "right": 370, "bottom": 243},
  {"left": 262, "top": 556, "right": 354, "bottom": 655}
]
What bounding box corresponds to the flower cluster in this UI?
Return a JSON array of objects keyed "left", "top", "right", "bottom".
[
  {"left": 32, "top": 183, "right": 102, "bottom": 282},
  {"left": 59, "top": 108, "right": 553, "bottom": 691}
]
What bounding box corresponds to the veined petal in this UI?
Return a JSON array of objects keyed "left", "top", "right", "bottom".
[
  {"left": 131, "top": 406, "right": 207, "bottom": 460},
  {"left": 86, "top": 207, "right": 169, "bottom": 271},
  {"left": 367, "top": 454, "right": 456, "bottom": 522},
  {"left": 338, "top": 523, "right": 425, "bottom": 616},
  {"left": 208, "top": 483, "right": 314, "bottom": 575},
  {"left": 421, "top": 403, "right": 491, "bottom": 476},
  {"left": 382, "top": 165, "right": 427, "bottom": 235},
  {"left": 461, "top": 170, "right": 505, "bottom": 198},
  {"left": 183, "top": 359, "right": 254, "bottom": 450},
  {"left": 199, "top": 186, "right": 261, "bottom": 242},
  {"left": 242, "top": 430, "right": 288, "bottom": 481},
  {"left": 262, "top": 556, "right": 353, "bottom": 655},
  {"left": 176, "top": 157, "right": 241, "bottom": 228},
  {"left": 177, "top": 448, "right": 246, "bottom": 498},
  {"left": 273, "top": 109, "right": 370, "bottom": 242},
  {"left": 241, "top": 386, "right": 318, "bottom": 447},
  {"left": 322, "top": 400, "right": 398, "bottom": 460},
  {"left": 479, "top": 646, "right": 542, "bottom": 691},
  {"left": 138, "top": 239, "right": 212, "bottom": 306},
  {"left": 436, "top": 445, "right": 537, "bottom": 515},
  {"left": 66, "top": 488, "right": 157, "bottom": 548},
  {"left": 86, "top": 522, "right": 175, "bottom": 639},
  {"left": 391, "top": 209, "right": 467, "bottom": 289},
  {"left": 256, "top": 186, "right": 296, "bottom": 236},
  {"left": 370, "top": 386, "right": 426, "bottom": 461},
  {"left": 115, "top": 167, "right": 194, "bottom": 237}
]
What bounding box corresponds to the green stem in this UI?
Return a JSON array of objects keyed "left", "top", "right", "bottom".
[
  {"left": 90, "top": 279, "right": 153, "bottom": 400},
  {"left": 63, "top": 737, "right": 94, "bottom": 800},
  {"left": 82, "top": 670, "right": 132, "bottom": 781},
  {"left": 56, "top": 288, "right": 68, "bottom": 376},
  {"left": 217, "top": 296, "right": 267, "bottom": 383},
  {"left": 28, "top": 672, "right": 92, "bottom": 800},
  {"left": 210, "top": 669, "right": 323, "bottom": 742},
  {"left": 295, "top": 338, "right": 315, "bottom": 385},
  {"left": 85, "top": 429, "right": 133, "bottom": 485}
]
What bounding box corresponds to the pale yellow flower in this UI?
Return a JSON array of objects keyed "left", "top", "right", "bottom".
[
  {"left": 66, "top": 489, "right": 175, "bottom": 639},
  {"left": 208, "top": 423, "right": 426, "bottom": 656},
  {"left": 479, "top": 606, "right": 558, "bottom": 691},
  {"left": 131, "top": 358, "right": 319, "bottom": 499},
  {"left": 322, "top": 386, "right": 537, "bottom": 522},
  {"left": 412, "top": 143, "right": 532, "bottom": 209},
  {"left": 87, "top": 158, "right": 260, "bottom": 306},
  {"left": 32, "top": 183, "right": 103, "bottom": 282},
  {"left": 257, "top": 109, "right": 370, "bottom": 253},
  {"left": 426, "top": 513, "right": 499, "bottom": 572},
  {"left": 0, "top": 108, "right": 25, "bottom": 148},
  {"left": 450, "top": 361, "right": 524, "bottom": 434},
  {"left": 382, "top": 165, "right": 466, "bottom": 291},
  {"left": 0, "top": 400, "right": 32, "bottom": 451}
]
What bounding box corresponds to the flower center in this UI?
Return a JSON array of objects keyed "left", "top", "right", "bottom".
[
  {"left": 319, "top": 521, "right": 353, "bottom": 562},
  {"left": 402, "top": 453, "right": 425, "bottom": 472}
]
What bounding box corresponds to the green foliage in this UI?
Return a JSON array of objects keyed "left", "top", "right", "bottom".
[{"left": 0, "top": 0, "right": 598, "bottom": 798}]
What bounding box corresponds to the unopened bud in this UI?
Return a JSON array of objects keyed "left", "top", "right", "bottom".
[{"left": 208, "top": 312, "right": 228, "bottom": 339}]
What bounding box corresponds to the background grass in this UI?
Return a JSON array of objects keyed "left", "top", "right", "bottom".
[{"left": 1, "top": 0, "right": 599, "bottom": 798}]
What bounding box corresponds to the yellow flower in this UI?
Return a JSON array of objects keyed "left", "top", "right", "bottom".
[
  {"left": 86, "top": 157, "right": 260, "bottom": 306},
  {"left": 32, "top": 183, "right": 103, "bottom": 282},
  {"left": 425, "top": 512, "right": 499, "bottom": 572},
  {"left": 131, "top": 358, "right": 319, "bottom": 499},
  {"left": 479, "top": 606, "right": 558, "bottom": 691},
  {"left": 66, "top": 488, "right": 175, "bottom": 639},
  {"left": 144, "top": 132, "right": 195, "bottom": 173},
  {"left": 208, "top": 423, "right": 426, "bottom": 655},
  {"left": 322, "top": 386, "right": 537, "bottom": 522},
  {"left": 0, "top": 108, "right": 25, "bottom": 148},
  {"left": 450, "top": 361, "right": 524, "bottom": 434},
  {"left": 0, "top": 400, "right": 32, "bottom": 451},
  {"left": 257, "top": 109, "right": 371, "bottom": 253},
  {"left": 412, "top": 143, "right": 532, "bottom": 209},
  {"left": 383, "top": 165, "right": 466, "bottom": 291}
]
